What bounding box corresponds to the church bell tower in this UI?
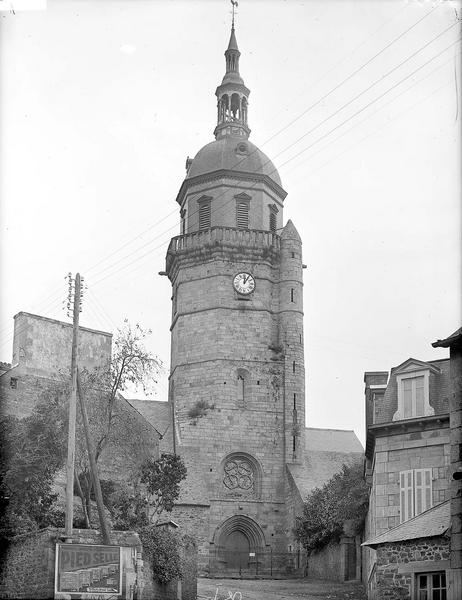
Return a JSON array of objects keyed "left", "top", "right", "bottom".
[{"left": 165, "top": 21, "right": 306, "bottom": 575}]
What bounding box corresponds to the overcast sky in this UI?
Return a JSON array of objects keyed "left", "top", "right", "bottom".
[{"left": 1, "top": 0, "right": 461, "bottom": 445}]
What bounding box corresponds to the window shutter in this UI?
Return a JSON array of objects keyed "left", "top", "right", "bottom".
[
  {"left": 199, "top": 201, "right": 211, "bottom": 230},
  {"left": 236, "top": 201, "right": 249, "bottom": 229},
  {"left": 414, "top": 468, "right": 432, "bottom": 516},
  {"left": 414, "top": 376, "right": 425, "bottom": 416},
  {"left": 269, "top": 211, "right": 276, "bottom": 232},
  {"left": 403, "top": 378, "right": 413, "bottom": 418},
  {"left": 400, "top": 470, "right": 414, "bottom": 522}
]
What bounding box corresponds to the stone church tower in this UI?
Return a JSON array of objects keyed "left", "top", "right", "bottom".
[{"left": 165, "top": 24, "right": 306, "bottom": 575}]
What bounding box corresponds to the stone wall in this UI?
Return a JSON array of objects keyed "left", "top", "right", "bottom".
[
  {"left": 374, "top": 536, "right": 450, "bottom": 600},
  {"left": 11, "top": 312, "right": 112, "bottom": 379},
  {"left": 371, "top": 425, "right": 450, "bottom": 535},
  {"left": 0, "top": 527, "right": 197, "bottom": 600},
  {"left": 307, "top": 537, "right": 360, "bottom": 582},
  {"left": 0, "top": 528, "right": 139, "bottom": 600},
  {"left": 166, "top": 228, "right": 306, "bottom": 572}
]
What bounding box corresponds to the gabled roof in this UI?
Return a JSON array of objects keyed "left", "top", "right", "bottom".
[
  {"left": 126, "top": 399, "right": 174, "bottom": 453},
  {"left": 288, "top": 428, "right": 363, "bottom": 500},
  {"left": 305, "top": 428, "right": 364, "bottom": 453},
  {"left": 362, "top": 500, "right": 450, "bottom": 547},
  {"left": 392, "top": 357, "right": 441, "bottom": 375}
]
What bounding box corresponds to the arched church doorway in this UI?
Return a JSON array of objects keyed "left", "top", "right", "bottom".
[{"left": 212, "top": 515, "right": 265, "bottom": 576}]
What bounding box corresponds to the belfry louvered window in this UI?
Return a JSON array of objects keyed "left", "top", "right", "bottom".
[
  {"left": 236, "top": 200, "right": 249, "bottom": 229},
  {"left": 198, "top": 198, "right": 211, "bottom": 230},
  {"left": 268, "top": 204, "right": 278, "bottom": 232},
  {"left": 269, "top": 212, "right": 276, "bottom": 232}
]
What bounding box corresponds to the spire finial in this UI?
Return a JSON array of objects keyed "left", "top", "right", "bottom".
[
  {"left": 231, "top": 0, "right": 238, "bottom": 29},
  {"left": 214, "top": 2, "right": 250, "bottom": 140}
]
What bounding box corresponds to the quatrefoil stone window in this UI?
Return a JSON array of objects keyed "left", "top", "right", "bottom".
[{"left": 223, "top": 458, "right": 255, "bottom": 492}]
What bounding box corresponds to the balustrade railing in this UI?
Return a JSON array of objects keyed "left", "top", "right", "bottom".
[{"left": 168, "top": 226, "right": 280, "bottom": 254}]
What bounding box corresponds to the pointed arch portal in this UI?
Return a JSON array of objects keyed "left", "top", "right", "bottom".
[{"left": 212, "top": 515, "right": 265, "bottom": 573}]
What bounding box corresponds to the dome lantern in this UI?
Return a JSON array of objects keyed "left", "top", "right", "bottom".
[{"left": 214, "top": 24, "right": 251, "bottom": 140}]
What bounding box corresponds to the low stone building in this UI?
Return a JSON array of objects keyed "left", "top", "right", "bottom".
[{"left": 364, "top": 500, "right": 450, "bottom": 598}]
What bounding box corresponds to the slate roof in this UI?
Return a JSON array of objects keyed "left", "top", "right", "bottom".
[
  {"left": 362, "top": 500, "right": 450, "bottom": 547},
  {"left": 288, "top": 428, "right": 364, "bottom": 501},
  {"left": 125, "top": 399, "right": 174, "bottom": 454},
  {"left": 305, "top": 428, "right": 364, "bottom": 453},
  {"left": 432, "top": 327, "right": 462, "bottom": 348},
  {"left": 375, "top": 357, "right": 450, "bottom": 423}
]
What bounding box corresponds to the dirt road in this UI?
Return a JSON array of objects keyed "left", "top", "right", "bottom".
[{"left": 197, "top": 577, "right": 367, "bottom": 600}]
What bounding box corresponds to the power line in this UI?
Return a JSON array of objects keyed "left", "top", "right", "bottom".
[
  {"left": 0, "top": 3, "right": 451, "bottom": 332},
  {"left": 88, "top": 35, "right": 460, "bottom": 287},
  {"left": 277, "top": 36, "right": 461, "bottom": 170},
  {"left": 287, "top": 67, "right": 457, "bottom": 185},
  {"left": 259, "top": 1, "right": 442, "bottom": 149},
  {"left": 272, "top": 19, "right": 459, "bottom": 164},
  {"left": 58, "top": 2, "right": 449, "bottom": 282}
]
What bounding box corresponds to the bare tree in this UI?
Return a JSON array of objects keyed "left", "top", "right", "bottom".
[{"left": 74, "top": 321, "right": 162, "bottom": 526}]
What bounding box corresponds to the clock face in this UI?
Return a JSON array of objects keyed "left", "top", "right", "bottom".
[{"left": 233, "top": 272, "right": 255, "bottom": 295}]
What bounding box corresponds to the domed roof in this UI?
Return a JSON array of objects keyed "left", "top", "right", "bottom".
[{"left": 187, "top": 136, "right": 282, "bottom": 188}]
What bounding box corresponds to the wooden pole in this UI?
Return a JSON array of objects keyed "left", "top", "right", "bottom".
[
  {"left": 77, "top": 369, "right": 111, "bottom": 544},
  {"left": 65, "top": 273, "right": 81, "bottom": 538}
]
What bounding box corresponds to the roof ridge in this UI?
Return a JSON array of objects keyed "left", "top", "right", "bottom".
[{"left": 305, "top": 427, "right": 355, "bottom": 433}]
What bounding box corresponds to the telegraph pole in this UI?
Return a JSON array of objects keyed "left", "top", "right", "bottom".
[{"left": 64, "top": 272, "right": 83, "bottom": 538}]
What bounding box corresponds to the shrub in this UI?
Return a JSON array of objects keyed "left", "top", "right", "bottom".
[
  {"left": 295, "top": 461, "right": 369, "bottom": 553},
  {"left": 139, "top": 527, "right": 182, "bottom": 584}
]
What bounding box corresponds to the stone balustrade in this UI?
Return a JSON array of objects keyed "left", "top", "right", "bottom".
[{"left": 168, "top": 226, "right": 280, "bottom": 255}]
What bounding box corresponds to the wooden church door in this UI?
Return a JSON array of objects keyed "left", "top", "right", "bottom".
[{"left": 225, "top": 530, "right": 250, "bottom": 571}]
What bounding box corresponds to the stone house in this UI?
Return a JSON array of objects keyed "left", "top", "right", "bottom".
[
  {"left": 0, "top": 311, "right": 162, "bottom": 495},
  {"left": 362, "top": 339, "right": 460, "bottom": 598}
]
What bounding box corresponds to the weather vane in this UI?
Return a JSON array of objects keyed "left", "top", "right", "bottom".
[{"left": 231, "top": 0, "right": 238, "bottom": 28}]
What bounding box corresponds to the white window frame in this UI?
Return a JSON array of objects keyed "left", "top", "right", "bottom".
[
  {"left": 393, "top": 369, "right": 433, "bottom": 421},
  {"left": 399, "top": 468, "right": 433, "bottom": 523}
]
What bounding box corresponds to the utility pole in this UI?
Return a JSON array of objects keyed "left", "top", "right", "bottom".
[
  {"left": 64, "top": 272, "right": 83, "bottom": 538},
  {"left": 76, "top": 370, "right": 111, "bottom": 544}
]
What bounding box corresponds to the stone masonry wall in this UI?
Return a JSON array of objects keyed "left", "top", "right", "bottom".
[
  {"left": 374, "top": 536, "right": 450, "bottom": 600},
  {"left": 372, "top": 426, "right": 450, "bottom": 535},
  {"left": 0, "top": 370, "right": 64, "bottom": 420},
  {"left": 11, "top": 312, "right": 112, "bottom": 379},
  {"left": 166, "top": 224, "right": 305, "bottom": 573},
  {"left": 0, "top": 528, "right": 140, "bottom": 600},
  {"left": 0, "top": 527, "right": 196, "bottom": 600}
]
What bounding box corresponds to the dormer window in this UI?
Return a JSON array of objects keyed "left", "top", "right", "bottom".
[{"left": 393, "top": 369, "right": 433, "bottom": 421}]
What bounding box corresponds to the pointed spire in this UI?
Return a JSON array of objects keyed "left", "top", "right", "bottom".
[
  {"left": 214, "top": 23, "right": 250, "bottom": 140},
  {"left": 227, "top": 25, "right": 239, "bottom": 53}
]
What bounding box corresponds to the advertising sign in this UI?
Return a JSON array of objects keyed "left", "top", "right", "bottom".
[{"left": 55, "top": 544, "right": 121, "bottom": 597}]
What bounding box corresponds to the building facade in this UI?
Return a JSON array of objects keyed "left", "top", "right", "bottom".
[
  {"left": 363, "top": 353, "right": 455, "bottom": 599},
  {"left": 160, "top": 24, "right": 363, "bottom": 576}
]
